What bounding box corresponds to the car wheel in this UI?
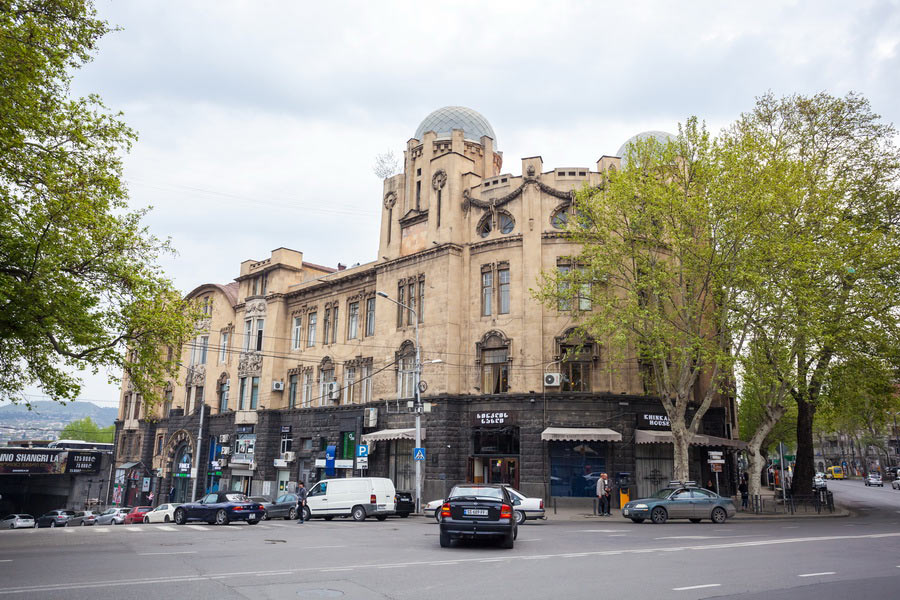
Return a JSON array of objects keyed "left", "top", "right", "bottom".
[
  {"left": 650, "top": 507, "right": 668, "bottom": 524},
  {"left": 689, "top": 518, "right": 702, "bottom": 523},
  {"left": 434, "top": 508, "right": 441, "bottom": 523},
  {"left": 288, "top": 508, "right": 297, "bottom": 521},
  {"left": 261, "top": 512, "right": 268, "bottom": 521},
  {"left": 174, "top": 509, "right": 186, "bottom": 525},
  {"left": 439, "top": 529, "right": 452, "bottom": 548},
  {"left": 302, "top": 506, "right": 311, "bottom": 521},
  {"left": 81, "top": 521, "right": 86, "bottom": 526},
  {"left": 50, "top": 521, "right": 56, "bottom": 528},
  {"left": 351, "top": 506, "right": 366, "bottom": 521},
  {"left": 164, "top": 515, "right": 170, "bottom": 523},
  {"left": 324, "top": 515, "right": 334, "bottom": 521},
  {"left": 499, "top": 529, "right": 515, "bottom": 549},
  {"left": 215, "top": 509, "right": 230, "bottom": 526},
  {"left": 711, "top": 507, "right": 727, "bottom": 524},
  {"left": 630, "top": 518, "right": 645, "bottom": 524},
  {"left": 143, "top": 517, "right": 149, "bottom": 524},
  {"left": 514, "top": 510, "right": 526, "bottom": 526}
]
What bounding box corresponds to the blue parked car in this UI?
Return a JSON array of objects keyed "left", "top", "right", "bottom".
[
  {"left": 173, "top": 491, "right": 264, "bottom": 526},
  {"left": 622, "top": 482, "right": 736, "bottom": 524}
]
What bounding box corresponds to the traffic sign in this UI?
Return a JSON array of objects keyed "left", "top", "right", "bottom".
[
  {"left": 356, "top": 444, "right": 369, "bottom": 458},
  {"left": 710, "top": 463, "right": 723, "bottom": 473},
  {"left": 413, "top": 447, "right": 426, "bottom": 461},
  {"left": 356, "top": 457, "right": 368, "bottom": 470},
  {"left": 708, "top": 459, "right": 725, "bottom": 464}
]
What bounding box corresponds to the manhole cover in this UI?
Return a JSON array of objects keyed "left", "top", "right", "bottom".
[{"left": 297, "top": 590, "right": 344, "bottom": 598}]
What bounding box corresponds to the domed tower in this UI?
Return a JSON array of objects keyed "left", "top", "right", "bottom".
[
  {"left": 616, "top": 130, "right": 676, "bottom": 166},
  {"left": 379, "top": 106, "right": 502, "bottom": 260}
]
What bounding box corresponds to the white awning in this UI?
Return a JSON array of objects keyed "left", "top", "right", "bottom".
[
  {"left": 541, "top": 427, "right": 622, "bottom": 442},
  {"left": 360, "top": 428, "right": 426, "bottom": 443},
  {"left": 635, "top": 430, "right": 746, "bottom": 449}
]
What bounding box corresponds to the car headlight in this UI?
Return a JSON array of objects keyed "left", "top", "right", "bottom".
[{"left": 634, "top": 503, "right": 648, "bottom": 509}]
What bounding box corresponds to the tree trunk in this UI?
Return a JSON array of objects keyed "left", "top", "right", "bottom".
[
  {"left": 793, "top": 399, "right": 816, "bottom": 495},
  {"left": 746, "top": 403, "right": 787, "bottom": 499},
  {"left": 671, "top": 423, "right": 691, "bottom": 482},
  {"left": 748, "top": 450, "right": 766, "bottom": 499}
]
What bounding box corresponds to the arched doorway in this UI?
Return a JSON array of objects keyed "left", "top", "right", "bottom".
[{"left": 171, "top": 443, "right": 193, "bottom": 503}]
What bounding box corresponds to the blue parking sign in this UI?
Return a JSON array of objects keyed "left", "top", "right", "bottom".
[
  {"left": 356, "top": 444, "right": 369, "bottom": 458},
  {"left": 413, "top": 447, "right": 426, "bottom": 461}
]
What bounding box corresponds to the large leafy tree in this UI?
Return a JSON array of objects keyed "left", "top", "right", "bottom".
[
  {"left": 59, "top": 416, "right": 114, "bottom": 443},
  {"left": 538, "top": 119, "right": 766, "bottom": 481},
  {"left": 0, "top": 0, "right": 196, "bottom": 408}
]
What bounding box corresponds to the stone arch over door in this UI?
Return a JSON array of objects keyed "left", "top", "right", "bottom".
[{"left": 161, "top": 429, "right": 195, "bottom": 481}]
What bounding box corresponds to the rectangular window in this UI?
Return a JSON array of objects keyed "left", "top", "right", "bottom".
[
  {"left": 348, "top": 302, "right": 359, "bottom": 339},
  {"left": 239, "top": 377, "right": 248, "bottom": 410},
  {"left": 292, "top": 317, "right": 302, "bottom": 350},
  {"left": 251, "top": 277, "right": 258, "bottom": 296},
  {"left": 361, "top": 364, "right": 372, "bottom": 403},
  {"left": 307, "top": 312, "right": 317, "bottom": 346},
  {"left": 482, "top": 347, "right": 509, "bottom": 394},
  {"left": 482, "top": 270, "right": 493, "bottom": 316},
  {"left": 557, "top": 265, "right": 572, "bottom": 311},
  {"left": 163, "top": 389, "right": 172, "bottom": 417},
  {"left": 407, "top": 282, "right": 416, "bottom": 325},
  {"left": 255, "top": 318, "right": 264, "bottom": 351},
  {"left": 365, "top": 297, "right": 376, "bottom": 336},
  {"left": 578, "top": 266, "right": 592, "bottom": 311},
  {"left": 415, "top": 180, "right": 421, "bottom": 209},
  {"left": 397, "top": 283, "right": 404, "bottom": 327},
  {"left": 280, "top": 433, "right": 293, "bottom": 455},
  {"left": 302, "top": 372, "right": 313, "bottom": 408},
  {"left": 219, "top": 380, "right": 229, "bottom": 412},
  {"left": 219, "top": 332, "right": 229, "bottom": 363},
  {"left": 323, "top": 308, "right": 331, "bottom": 345},
  {"left": 156, "top": 435, "right": 164, "bottom": 455},
  {"left": 288, "top": 374, "right": 298, "bottom": 409},
  {"left": 320, "top": 369, "right": 335, "bottom": 404},
  {"left": 132, "top": 395, "right": 141, "bottom": 420},
  {"left": 345, "top": 366, "right": 357, "bottom": 404},
  {"left": 260, "top": 274, "right": 267, "bottom": 295},
  {"left": 398, "top": 355, "right": 415, "bottom": 399},
  {"left": 418, "top": 279, "right": 425, "bottom": 323},
  {"left": 199, "top": 335, "right": 209, "bottom": 364},
  {"left": 250, "top": 376, "right": 259, "bottom": 410},
  {"left": 331, "top": 306, "right": 338, "bottom": 343},
  {"left": 243, "top": 319, "right": 252, "bottom": 351},
  {"left": 499, "top": 268, "right": 510, "bottom": 314}
]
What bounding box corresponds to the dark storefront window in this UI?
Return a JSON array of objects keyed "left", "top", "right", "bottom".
[
  {"left": 549, "top": 441, "right": 607, "bottom": 498},
  {"left": 473, "top": 427, "right": 519, "bottom": 455}
]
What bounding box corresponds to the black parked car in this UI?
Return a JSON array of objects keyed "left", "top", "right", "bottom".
[
  {"left": 256, "top": 493, "right": 298, "bottom": 520},
  {"left": 37, "top": 510, "right": 76, "bottom": 528},
  {"left": 394, "top": 491, "right": 414, "bottom": 518},
  {"left": 173, "top": 492, "right": 265, "bottom": 526},
  {"left": 438, "top": 484, "right": 517, "bottom": 549}
]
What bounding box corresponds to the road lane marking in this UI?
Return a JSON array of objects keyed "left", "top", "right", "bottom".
[
  {"left": 580, "top": 529, "right": 628, "bottom": 533},
  {"left": 798, "top": 572, "right": 835, "bottom": 577},
  {"left": 4, "top": 532, "right": 900, "bottom": 595},
  {"left": 673, "top": 584, "right": 720, "bottom": 591},
  {"left": 63, "top": 529, "right": 74, "bottom": 534},
  {"left": 609, "top": 534, "right": 627, "bottom": 537},
  {"left": 158, "top": 526, "right": 177, "bottom": 531},
  {"left": 137, "top": 551, "right": 196, "bottom": 556},
  {"left": 256, "top": 572, "right": 292, "bottom": 576},
  {"left": 0, "top": 560, "right": 11, "bottom": 563},
  {"left": 377, "top": 565, "right": 407, "bottom": 569},
  {"left": 185, "top": 525, "right": 209, "bottom": 531},
  {"left": 122, "top": 527, "right": 143, "bottom": 532}
]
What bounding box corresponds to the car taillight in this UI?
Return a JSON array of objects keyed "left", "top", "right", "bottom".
[
  {"left": 370, "top": 494, "right": 377, "bottom": 504},
  {"left": 540, "top": 500, "right": 544, "bottom": 510},
  {"left": 440, "top": 503, "right": 451, "bottom": 518},
  {"left": 500, "top": 504, "right": 512, "bottom": 519}
]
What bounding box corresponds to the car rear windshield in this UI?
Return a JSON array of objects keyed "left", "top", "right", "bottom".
[
  {"left": 450, "top": 486, "right": 503, "bottom": 500},
  {"left": 225, "top": 493, "right": 249, "bottom": 503}
]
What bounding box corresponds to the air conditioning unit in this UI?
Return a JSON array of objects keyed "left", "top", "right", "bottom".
[
  {"left": 365, "top": 407, "right": 378, "bottom": 428},
  {"left": 544, "top": 373, "right": 562, "bottom": 387},
  {"left": 282, "top": 451, "right": 296, "bottom": 462},
  {"left": 220, "top": 447, "right": 231, "bottom": 456},
  {"left": 326, "top": 381, "right": 340, "bottom": 401},
  {"left": 218, "top": 457, "right": 229, "bottom": 467},
  {"left": 272, "top": 380, "right": 284, "bottom": 392},
  {"left": 219, "top": 434, "right": 230, "bottom": 444}
]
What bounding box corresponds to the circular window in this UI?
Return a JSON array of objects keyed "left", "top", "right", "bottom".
[
  {"left": 552, "top": 209, "right": 569, "bottom": 229},
  {"left": 499, "top": 212, "right": 515, "bottom": 234},
  {"left": 478, "top": 216, "right": 492, "bottom": 238}
]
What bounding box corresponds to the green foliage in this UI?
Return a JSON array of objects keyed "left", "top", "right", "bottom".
[
  {"left": 0, "top": 0, "right": 198, "bottom": 408},
  {"left": 58, "top": 416, "right": 114, "bottom": 443}
]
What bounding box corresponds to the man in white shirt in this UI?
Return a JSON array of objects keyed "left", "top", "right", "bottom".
[{"left": 597, "top": 472, "right": 611, "bottom": 516}]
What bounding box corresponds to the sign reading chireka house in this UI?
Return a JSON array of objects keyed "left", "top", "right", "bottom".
[{"left": 637, "top": 413, "right": 671, "bottom": 430}]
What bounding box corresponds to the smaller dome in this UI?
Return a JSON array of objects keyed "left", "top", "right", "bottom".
[
  {"left": 616, "top": 130, "right": 676, "bottom": 165},
  {"left": 414, "top": 106, "right": 497, "bottom": 149}
]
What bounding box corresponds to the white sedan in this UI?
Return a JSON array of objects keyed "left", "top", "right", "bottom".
[
  {"left": 426, "top": 485, "right": 545, "bottom": 525},
  {"left": 143, "top": 503, "right": 182, "bottom": 524}
]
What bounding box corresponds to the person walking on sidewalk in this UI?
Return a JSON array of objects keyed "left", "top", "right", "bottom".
[
  {"left": 295, "top": 481, "right": 308, "bottom": 524},
  {"left": 738, "top": 478, "right": 749, "bottom": 511},
  {"left": 597, "top": 473, "right": 611, "bottom": 516}
]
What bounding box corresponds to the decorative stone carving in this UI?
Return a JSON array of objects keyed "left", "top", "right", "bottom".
[
  {"left": 526, "top": 165, "right": 536, "bottom": 177},
  {"left": 384, "top": 191, "right": 397, "bottom": 209},
  {"left": 245, "top": 299, "right": 266, "bottom": 317},
  {"left": 194, "top": 317, "right": 211, "bottom": 332},
  {"left": 186, "top": 364, "right": 206, "bottom": 387},
  {"left": 463, "top": 176, "right": 598, "bottom": 213},
  {"left": 432, "top": 169, "right": 447, "bottom": 190},
  {"left": 238, "top": 351, "right": 262, "bottom": 376}
]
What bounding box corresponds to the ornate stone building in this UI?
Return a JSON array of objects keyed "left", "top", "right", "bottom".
[{"left": 114, "top": 106, "right": 741, "bottom": 507}]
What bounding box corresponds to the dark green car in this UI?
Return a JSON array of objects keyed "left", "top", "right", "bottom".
[{"left": 622, "top": 484, "right": 736, "bottom": 524}]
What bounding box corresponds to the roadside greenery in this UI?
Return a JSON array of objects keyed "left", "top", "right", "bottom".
[{"left": 59, "top": 416, "right": 115, "bottom": 443}]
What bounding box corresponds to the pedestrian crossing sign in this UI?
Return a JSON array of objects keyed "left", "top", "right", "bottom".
[{"left": 413, "top": 447, "right": 426, "bottom": 461}]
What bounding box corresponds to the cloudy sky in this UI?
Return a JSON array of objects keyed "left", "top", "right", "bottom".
[{"left": 23, "top": 0, "right": 900, "bottom": 408}]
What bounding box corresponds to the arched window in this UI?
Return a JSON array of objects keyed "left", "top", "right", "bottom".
[
  {"left": 551, "top": 207, "right": 569, "bottom": 229},
  {"left": 477, "top": 214, "right": 492, "bottom": 238},
  {"left": 498, "top": 211, "right": 515, "bottom": 234},
  {"left": 477, "top": 332, "right": 510, "bottom": 394}
]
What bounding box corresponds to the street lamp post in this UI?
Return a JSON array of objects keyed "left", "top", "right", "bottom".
[
  {"left": 178, "top": 361, "right": 205, "bottom": 503},
  {"left": 376, "top": 290, "right": 423, "bottom": 514}
]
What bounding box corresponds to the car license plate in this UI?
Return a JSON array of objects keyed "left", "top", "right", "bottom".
[
  {"left": 464, "top": 509, "right": 488, "bottom": 516},
  {"left": 623, "top": 509, "right": 629, "bottom": 515},
  {"left": 377, "top": 504, "right": 386, "bottom": 510},
  {"left": 249, "top": 513, "right": 255, "bottom": 519}
]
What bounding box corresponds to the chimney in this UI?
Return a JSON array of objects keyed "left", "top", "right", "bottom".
[{"left": 337, "top": 263, "right": 346, "bottom": 271}]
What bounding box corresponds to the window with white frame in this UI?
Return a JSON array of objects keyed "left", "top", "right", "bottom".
[
  {"left": 499, "top": 267, "right": 511, "bottom": 314},
  {"left": 288, "top": 374, "right": 298, "bottom": 409},
  {"left": 481, "top": 269, "right": 493, "bottom": 316},
  {"left": 239, "top": 377, "right": 248, "bottom": 410},
  {"left": 292, "top": 316, "right": 302, "bottom": 350},
  {"left": 361, "top": 364, "right": 373, "bottom": 403},
  {"left": 307, "top": 312, "right": 317, "bottom": 347},
  {"left": 323, "top": 308, "right": 331, "bottom": 344},
  {"left": 218, "top": 379, "right": 229, "bottom": 412},
  {"left": 250, "top": 376, "right": 259, "bottom": 410},
  {"left": 345, "top": 366, "right": 357, "bottom": 404},
  {"left": 254, "top": 319, "right": 264, "bottom": 352},
  {"left": 398, "top": 350, "right": 415, "bottom": 399},
  {"left": 219, "top": 331, "right": 229, "bottom": 363},
  {"left": 331, "top": 306, "right": 339, "bottom": 343},
  {"left": 348, "top": 302, "right": 359, "bottom": 340},
  {"left": 320, "top": 368, "right": 336, "bottom": 404},
  {"left": 302, "top": 371, "right": 312, "bottom": 408},
  {"left": 243, "top": 319, "right": 252, "bottom": 351},
  {"left": 365, "top": 297, "right": 375, "bottom": 336},
  {"left": 280, "top": 433, "right": 292, "bottom": 454}
]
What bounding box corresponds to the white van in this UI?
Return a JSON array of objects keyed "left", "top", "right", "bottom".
[{"left": 303, "top": 477, "right": 396, "bottom": 521}]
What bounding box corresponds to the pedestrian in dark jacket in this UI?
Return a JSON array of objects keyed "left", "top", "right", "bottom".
[
  {"left": 296, "top": 482, "right": 308, "bottom": 524},
  {"left": 738, "top": 479, "right": 749, "bottom": 510}
]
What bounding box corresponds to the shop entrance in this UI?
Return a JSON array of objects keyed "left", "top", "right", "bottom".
[
  {"left": 171, "top": 444, "right": 192, "bottom": 503},
  {"left": 470, "top": 457, "right": 519, "bottom": 488}
]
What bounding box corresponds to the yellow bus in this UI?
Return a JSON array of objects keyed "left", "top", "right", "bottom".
[{"left": 826, "top": 466, "right": 844, "bottom": 479}]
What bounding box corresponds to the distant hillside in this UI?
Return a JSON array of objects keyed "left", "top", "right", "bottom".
[{"left": 0, "top": 401, "right": 118, "bottom": 428}]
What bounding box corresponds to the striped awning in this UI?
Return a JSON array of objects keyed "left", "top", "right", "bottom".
[
  {"left": 360, "top": 428, "right": 426, "bottom": 443},
  {"left": 541, "top": 427, "right": 622, "bottom": 442},
  {"left": 635, "top": 430, "right": 746, "bottom": 450}
]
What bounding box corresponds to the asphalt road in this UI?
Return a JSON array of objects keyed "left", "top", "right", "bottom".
[{"left": 1, "top": 486, "right": 899, "bottom": 600}]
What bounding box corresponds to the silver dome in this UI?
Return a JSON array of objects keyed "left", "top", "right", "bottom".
[
  {"left": 414, "top": 106, "right": 497, "bottom": 148},
  {"left": 616, "top": 130, "right": 676, "bottom": 164}
]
